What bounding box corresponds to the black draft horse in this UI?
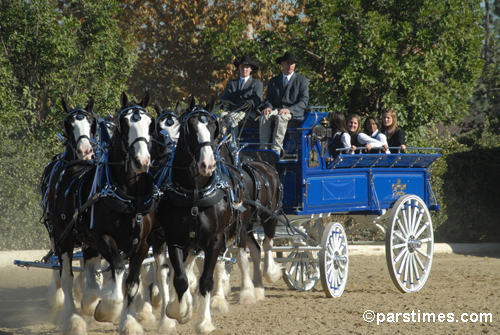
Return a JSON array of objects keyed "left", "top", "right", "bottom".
[
  {"left": 155, "top": 97, "right": 237, "bottom": 332},
  {"left": 47, "top": 91, "right": 158, "bottom": 335},
  {"left": 214, "top": 102, "right": 284, "bottom": 307},
  {"left": 137, "top": 99, "right": 183, "bottom": 332},
  {"left": 41, "top": 97, "right": 97, "bottom": 321}
]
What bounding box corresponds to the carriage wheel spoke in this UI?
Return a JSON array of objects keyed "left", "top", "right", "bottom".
[
  {"left": 415, "top": 222, "right": 430, "bottom": 239},
  {"left": 396, "top": 218, "right": 408, "bottom": 239},
  {"left": 412, "top": 210, "right": 423, "bottom": 235},
  {"left": 414, "top": 247, "right": 429, "bottom": 258}
]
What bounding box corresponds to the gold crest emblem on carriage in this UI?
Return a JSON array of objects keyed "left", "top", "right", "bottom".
[{"left": 392, "top": 178, "right": 406, "bottom": 198}]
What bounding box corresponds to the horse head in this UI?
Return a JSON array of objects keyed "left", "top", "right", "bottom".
[
  {"left": 116, "top": 91, "right": 155, "bottom": 174},
  {"left": 180, "top": 96, "right": 219, "bottom": 177},
  {"left": 61, "top": 97, "right": 97, "bottom": 160},
  {"left": 154, "top": 100, "right": 183, "bottom": 155}
]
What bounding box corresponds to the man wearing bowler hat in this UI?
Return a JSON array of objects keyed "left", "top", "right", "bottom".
[
  {"left": 260, "top": 52, "right": 309, "bottom": 154},
  {"left": 220, "top": 55, "right": 263, "bottom": 143}
]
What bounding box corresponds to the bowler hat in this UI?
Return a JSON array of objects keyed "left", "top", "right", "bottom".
[
  {"left": 234, "top": 55, "right": 259, "bottom": 72},
  {"left": 276, "top": 52, "right": 298, "bottom": 64}
]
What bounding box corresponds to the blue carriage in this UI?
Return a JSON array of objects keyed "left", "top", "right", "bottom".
[{"left": 236, "top": 106, "right": 440, "bottom": 297}]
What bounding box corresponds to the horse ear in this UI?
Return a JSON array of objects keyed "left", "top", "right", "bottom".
[
  {"left": 62, "top": 98, "right": 70, "bottom": 114},
  {"left": 187, "top": 96, "right": 196, "bottom": 112},
  {"left": 86, "top": 97, "right": 94, "bottom": 113},
  {"left": 205, "top": 95, "right": 216, "bottom": 114},
  {"left": 140, "top": 91, "right": 150, "bottom": 108},
  {"left": 120, "top": 92, "right": 128, "bottom": 109},
  {"left": 174, "top": 101, "right": 183, "bottom": 116},
  {"left": 154, "top": 100, "right": 162, "bottom": 117}
]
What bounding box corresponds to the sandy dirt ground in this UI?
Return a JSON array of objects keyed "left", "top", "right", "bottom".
[{"left": 0, "top": 250, "right": 499, "bottom": 335}]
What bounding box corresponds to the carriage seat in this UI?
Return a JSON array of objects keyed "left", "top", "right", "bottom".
[{"left": 239, "top": 118, "right": 303, "bottom": 129}]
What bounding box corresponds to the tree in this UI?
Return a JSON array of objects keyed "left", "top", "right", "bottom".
[
  {"left": 0, "top": 0, "right": 137, "bottom": 249},
  {"left": 299, "top": 0, "right": 484, "bottom": 141},
  {"left": 467, "top": 0, "right": 500, "bottom": 131},
  {"left": 115, "top": 0, "right": 306, "bottom": 106},
  {"left": 0, "top": 0, "right": 137, "bottom": 140}
]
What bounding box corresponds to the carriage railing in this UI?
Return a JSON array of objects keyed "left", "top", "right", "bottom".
[{"left": 328, "top": 147, "right": 441, "bottom": 169}]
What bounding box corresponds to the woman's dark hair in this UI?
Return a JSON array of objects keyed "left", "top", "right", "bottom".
[
  {"left": 364, "top": 116, "right": 381, "bottom": 135},
  {"left": 329, "top": 112, "right": 349, "bottom": 134}
]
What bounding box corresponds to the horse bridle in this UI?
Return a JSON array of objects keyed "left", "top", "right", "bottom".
[
  {"left": 63, "top": 108, "right": 95, "bottom": 152},
  {"left": 116, "top": 105, "right": 155, "bottom": 154},
  {"left": 181, "top": 107, "right": 218, "bottom": 161}
]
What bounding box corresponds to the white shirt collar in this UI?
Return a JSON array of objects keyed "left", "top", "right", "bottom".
[
  {"left": 240, "top": 76, "right": 250, "bottom": 84},
  {"left": 283, "top": 72, "right": 294, "bottom": 82}
]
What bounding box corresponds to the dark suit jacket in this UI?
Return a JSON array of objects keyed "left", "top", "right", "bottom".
[
  {"left": 262, "top": 73, "right": 309, "bottom": 120},
  {"left": 220, "top": 77, "right": 263, "bottom": 110}
]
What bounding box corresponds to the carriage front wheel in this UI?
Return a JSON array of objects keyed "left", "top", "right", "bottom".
[
  {"left": 319, "top": 222, "right": 349, "bottom": 298},
  {"left": 385, "top": 194, "right": 434, "bottom": 293}
]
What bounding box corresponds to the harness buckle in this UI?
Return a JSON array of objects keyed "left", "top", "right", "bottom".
[
  {"left": 136, "top": 213, "right": 143, "bottom": 224},
  {"left": 191, "top": 206, "right": 199, "bottom": 216}
]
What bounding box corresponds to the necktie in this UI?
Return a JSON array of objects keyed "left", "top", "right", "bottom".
[
  {"left": 284, "top": 76, "right": 289, "bottom": 87},
  {"left": 239, "top": 78, "right": 244, "bottom": 90}
]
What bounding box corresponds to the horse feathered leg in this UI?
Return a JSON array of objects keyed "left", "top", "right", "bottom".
[
  {"left": 137, "top": 263, "right": 156, "bottom": 325},
  {"left": 119, "top": 243, "right": 149, "bottom": 335},
  {"left": 248, "top": 234, "right": 265, "bottom": 301},
  {"left": 153, "top": 245, "right": 176, "bottom": 333},
  {"left": 166, "top": 247, "right": 193, "bottom": 324},
  {"left": 237, "top": 246, "right": 256, "bottom": 305},
  {"left": 81, "top": 247, "right": 101, "bottom": 317},
  {"left": 48, "top": 269, "right": 64, "bottom": 324},
  {"left": 263, "top": 236, "right": 283, "bottom": 283},
  {"left": 211, "top": 259, "right": 230, "bottom": 312},
  {"left": 94, "top": 237, "right": 125, "bottom": 323},
  {"left": 60, "top": 253, "right": 87, "bottom": 335},
  {"left": 195, "top": 246, "right": 219, "bottom": 333}
]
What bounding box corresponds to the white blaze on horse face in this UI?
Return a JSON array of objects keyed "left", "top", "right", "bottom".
[
  {"left": 73, "top": 117, "right": 94, "bottom": 160},
  {"left": 125, "top": 112, "right": 151, "bottom": 173},
  {"left": 197, "top": 121, "right": 216, "bottom": 177},
  {"left": 159, "top": 118, "right": 180, "bottom": 154}
]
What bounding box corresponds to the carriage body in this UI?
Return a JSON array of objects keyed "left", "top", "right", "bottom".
[
  {"left": 238, "top": 107, "right": 440, "bottom": 295},
  {"left": 239, "top": 109, "right": 440, "bottom": 217}
]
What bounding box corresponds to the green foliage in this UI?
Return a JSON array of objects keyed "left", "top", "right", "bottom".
[
  {"left": 0, "top": 0, "right": 137, "bottom": 250},
  {"left": 298, "top": 0, "right": 484, "bottom": 143},
  {"left": 0, "top": 0, "right": 137, "bottom": 140},
  {"left": 422, "top": 123, "right": 500, "bottom": 242}
]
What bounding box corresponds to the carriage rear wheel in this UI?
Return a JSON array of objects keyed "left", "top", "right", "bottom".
[
  {"left": 385, "top": 195, "right": 434, "bottom": 293},
  {"left": 280, "top": 250, "right": 320, "bottom": 291},
  {"left": 319, "top": 222, "right": 349, "bottom": 298}
]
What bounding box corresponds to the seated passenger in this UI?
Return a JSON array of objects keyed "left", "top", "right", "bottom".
[
  {"left": 259, "top": 52, "right": 309, "bottom": 154},
  {"left": 381, "top": 108, "right": 406, "bottom": 151},
  {"left": 346, "top": 114, "right": 384, "bottom": 152},
  {"left": 363, "top": 116, "right": 389, "bottom": 153},
  {"left": 326, "top": 112, "right": 351, "bottom": 162}
]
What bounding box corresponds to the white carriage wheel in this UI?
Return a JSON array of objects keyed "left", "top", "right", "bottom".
[
  {"left": 385, "top": 194, "right": 434, "bottom": 293},
  {"left": 319, "top": 222, "right": 349, "bottom": 298},
  {"left": 281, "top": 250, "right": 320, "bottom": 291}
]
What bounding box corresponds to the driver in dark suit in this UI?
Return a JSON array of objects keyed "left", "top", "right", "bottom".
[
  {"left": 220, "top": 55, "right": 263, "bottom": 144},
  {"left": 259, "top": 52, "right": 309, "bottom": 153}
]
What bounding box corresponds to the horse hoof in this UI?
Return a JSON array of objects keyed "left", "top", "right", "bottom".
[{"left": 94, "top": 300, "right": 122, "bottom": 322}]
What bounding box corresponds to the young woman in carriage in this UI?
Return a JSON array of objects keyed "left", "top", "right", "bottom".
[
  {"left": 326, "top": 112, "right": 351, "bottom": 161},
  {"left": 381, "top": 108, "right": 406, "bottom": 151},
  {"left": 363, "top": 115, "right": 389, "bottom": 153},
  {"left": 346, "top": 114, "right": 386, "bottom": 153}
]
